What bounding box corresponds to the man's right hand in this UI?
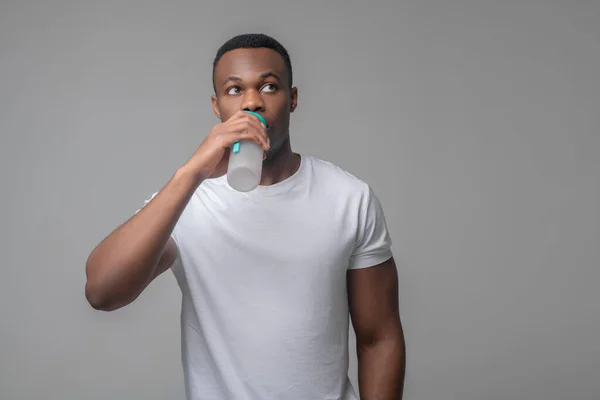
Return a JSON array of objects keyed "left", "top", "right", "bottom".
[{"left": 183, "top": 110, "right": 270, "bottom": 182}]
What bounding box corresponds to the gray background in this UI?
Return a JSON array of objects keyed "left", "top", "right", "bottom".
[{"left": 1, "top": 1, "right": 598, "bottom": 399}]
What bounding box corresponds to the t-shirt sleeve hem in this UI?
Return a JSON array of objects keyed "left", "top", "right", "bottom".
[{"left": 348, "top": 249, "right": 393, "bottom": 270}]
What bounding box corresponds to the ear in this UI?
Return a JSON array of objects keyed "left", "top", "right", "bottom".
[
  {"left": 211, "top": 95, "right": 221, "bottom": 120},
  {"left": 290, "top": 87, "right": 298, "bottom": 113}
]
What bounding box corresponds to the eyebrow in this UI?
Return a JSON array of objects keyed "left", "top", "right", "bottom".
[
  {"left": 259, "top": 72, "right": 282, "bottom": 82},
  {"left": 221, "top": 72, "right": 282, "bottom": 87},
  {"left": 222, "top": 76, "right": 242, "bottom": 87}
]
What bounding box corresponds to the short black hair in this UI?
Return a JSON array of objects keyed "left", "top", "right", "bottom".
[{"left": 212, "top": 33, "right": 293, "bottom": 92}]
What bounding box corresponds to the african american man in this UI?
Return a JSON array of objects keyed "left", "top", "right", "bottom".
[{"left": 85, "top": 33, "right": 406, "bottom": 400}]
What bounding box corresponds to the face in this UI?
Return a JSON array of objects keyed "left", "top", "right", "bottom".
[{"left": 211, "top": 47, "right": 298, "bottom": 162}]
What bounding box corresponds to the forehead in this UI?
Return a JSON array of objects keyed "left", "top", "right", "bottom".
[{"left": 214, "top": 47, "right": 287, "bottom": 83}]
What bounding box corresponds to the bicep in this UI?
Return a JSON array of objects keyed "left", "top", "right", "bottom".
[
  {"left": 151, "top": 237, "right": 178, "bottom": 280},
  {"left": 347, "top": 257, "right": 401, "bottom": 344}
]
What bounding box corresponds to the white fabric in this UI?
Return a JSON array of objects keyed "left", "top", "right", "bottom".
[{"left": 142, "top": 155, "right": 393, "bottom": 400}]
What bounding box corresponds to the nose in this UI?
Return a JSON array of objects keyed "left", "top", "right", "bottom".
[{"left": 241, "top": 89, "right": 265, "bottom": 112}]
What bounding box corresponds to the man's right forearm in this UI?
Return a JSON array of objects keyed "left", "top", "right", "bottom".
[{"left": 85, "top": 165, "right": 202, "bottom": 310}]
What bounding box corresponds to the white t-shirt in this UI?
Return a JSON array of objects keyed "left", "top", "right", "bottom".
[{"left": 142, "top": 155, "right": 393, "bottom": 400}]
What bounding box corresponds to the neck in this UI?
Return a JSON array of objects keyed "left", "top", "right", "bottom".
[{"left": 259, "top": 138, "right": 300, "bottom": 186}]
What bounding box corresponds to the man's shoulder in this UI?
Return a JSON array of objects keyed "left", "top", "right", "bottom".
[{"left": 305, "top": 155, "right": 370, "bottom": 194}]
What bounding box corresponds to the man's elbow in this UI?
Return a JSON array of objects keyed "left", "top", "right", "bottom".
[
  {"left": 357, "top": 323, "right": 405, "bottom": 350},
  {"left": 84, "top": 273, "right": 130, "bottom": 312},
  {"left": 85, "top": 281, "right": 115, "bottom": 311},
  {"left": 84, "top": 253, "right": 129, "bottom": 311}
]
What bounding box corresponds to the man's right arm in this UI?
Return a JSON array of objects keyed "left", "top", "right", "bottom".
[
  {"left": 84, "top": 111, "right": 270, "bottom": 311},
  {"left": 85, "top": 166, "right": 199, "bottom": 311}
]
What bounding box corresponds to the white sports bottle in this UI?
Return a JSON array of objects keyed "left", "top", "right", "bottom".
[{"left": 226, "top": 110, "right": 267, "bottom": 192}]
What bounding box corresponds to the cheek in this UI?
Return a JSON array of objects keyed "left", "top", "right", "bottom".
[
  {"left": 267, "top": 92, "right": 289, "bottom": 110},
  {"left": 271, "top": 102, "right": 290, "bottom": 122}
]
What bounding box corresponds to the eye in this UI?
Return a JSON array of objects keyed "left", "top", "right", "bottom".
[
  {"left": 261, "top": 83, "right": 277, "bottom": 93},
  {"left": 226, "top": 86, "right": 242, "bottom": 95}
]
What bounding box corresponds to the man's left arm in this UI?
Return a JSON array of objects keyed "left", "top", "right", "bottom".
[{"left": 348, "top": 256, "right": 405, "bottom": 400}]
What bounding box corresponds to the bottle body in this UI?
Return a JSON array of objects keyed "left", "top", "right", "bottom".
[
  {"left": 227, "top": 140, "right": 263, "bottom": 192},
  {"left": 226, "top": 111, "right": 266, "bottom": 192}
]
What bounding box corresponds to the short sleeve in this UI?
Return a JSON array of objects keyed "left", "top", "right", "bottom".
[
  {"left": 348, "top": 186, "right": 393, "bottom": 270},
  {"left": 135, "top": 192, "right": 157, "bottom": 214}
]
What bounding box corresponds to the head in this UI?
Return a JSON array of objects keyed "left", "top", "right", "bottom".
[{"left": 211, "top": 33, "right": 298, "bottom": 162}]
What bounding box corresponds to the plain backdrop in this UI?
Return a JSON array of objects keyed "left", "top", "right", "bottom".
[{"left": 1, "top": 1, "right": 599, "bottom": 399}]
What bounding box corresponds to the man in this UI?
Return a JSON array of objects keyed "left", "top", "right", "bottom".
[{"left": 85, "top": 33, "right": 405, "bottom": 400}]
